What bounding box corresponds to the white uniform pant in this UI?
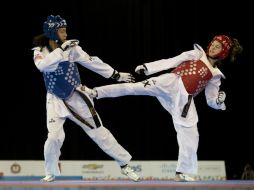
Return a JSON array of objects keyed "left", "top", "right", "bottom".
[
  {"left": 44, "top": 91, "right": 131, "bottom": 176},
  {"left": 96, "top": 74, "right": 199, "bottom": 174},
  {"left": 173, "top": 123, "right": 199, "bottom": 174}
]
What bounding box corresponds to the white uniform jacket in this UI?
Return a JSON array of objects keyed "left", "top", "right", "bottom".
[
  {"left": 143, "top": 44, "right": 226, "bottom": 127},
  {"left": 33, "top": 46, "right": 115, "bottom": 118}
]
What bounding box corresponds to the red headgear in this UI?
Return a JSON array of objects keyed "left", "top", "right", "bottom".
[{"left": 207, "top": 35, "right": 233, "bottom": 60}]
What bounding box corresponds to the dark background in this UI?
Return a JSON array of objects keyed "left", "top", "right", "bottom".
[{"left": 1, "top": 0, "right": 253, "bottom": 179}]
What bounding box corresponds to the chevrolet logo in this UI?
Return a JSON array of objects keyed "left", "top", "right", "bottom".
[{"left": 82, "top": 164, "right": 103, "bottom": 170}]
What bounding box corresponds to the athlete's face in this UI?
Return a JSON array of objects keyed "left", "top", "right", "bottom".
[
  {"left": 57, "top": 27, "right": 67, "bottom": 43},
  {"left": 208, "top": 40, "right": 223, "bottom": 58}
]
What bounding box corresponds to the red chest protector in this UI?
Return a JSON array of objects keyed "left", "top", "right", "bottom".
[{"left": 172, "top": 60, "right": 213, "bottom": 96}]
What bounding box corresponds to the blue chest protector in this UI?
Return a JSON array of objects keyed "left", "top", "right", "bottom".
[{"left": 43, "top": 61, "right": 81, "bottom": 99}]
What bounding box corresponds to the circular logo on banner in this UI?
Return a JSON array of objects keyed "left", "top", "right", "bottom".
[{"left": 10, "top": 163, "right": 21, "bottom": 174}]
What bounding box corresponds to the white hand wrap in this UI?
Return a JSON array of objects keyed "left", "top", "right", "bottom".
[
  {"left": 135, "top": 65, "right": 148, "bottom": 75},
  {"left": 118, "top": 72, "right": 135, "bottom": 82},
  {"left": 216, "top": 91, "right": 226, "bottom": 105},
  {"left": 61, "top": 39, "right": 79, "bottom": 51}
]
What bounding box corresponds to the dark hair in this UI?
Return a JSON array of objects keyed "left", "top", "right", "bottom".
[
  {"left": 215, "top": 37, "right": 243, "bottom": 68},
  {"left": 229, "top": 38, "right": 243, "bottom": 63},
  {"left": 33, "top": 33, "right": 49, "bottom": 47}
]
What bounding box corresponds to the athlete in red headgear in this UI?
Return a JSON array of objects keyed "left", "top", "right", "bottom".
[{"left": 81, "top": 35, "right": 243, "bottom": 181}]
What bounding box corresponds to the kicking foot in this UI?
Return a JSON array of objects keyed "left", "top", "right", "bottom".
[
  {"left": 77, "top": 85, "right": 98, "bottom": 98},
  {"left": 121, "top": 165, "right": 140, "bottom": 182}
]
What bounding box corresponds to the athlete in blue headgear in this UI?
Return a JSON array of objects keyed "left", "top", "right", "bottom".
[
  {"left": 43, "top": 15, "right": 67, "bottom": 42},
  {"left": 32, "top": 15, "right": 139, "bottom": 182}
]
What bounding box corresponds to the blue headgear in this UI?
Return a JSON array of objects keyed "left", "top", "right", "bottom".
[{"left": 43, "top": 15, "right": 67, "bottom": 41}]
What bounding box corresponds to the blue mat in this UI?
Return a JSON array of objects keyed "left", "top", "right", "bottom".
[{"left": 0, "top": 176, "right": 83, "bottom": 181}]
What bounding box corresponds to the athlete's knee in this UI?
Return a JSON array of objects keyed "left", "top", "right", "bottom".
[
  {"left": 47, "top": 130, "right": 65, "bottom": 142},
  {"left": 87, "top": 126, "right": 111, "bottom": 141}
]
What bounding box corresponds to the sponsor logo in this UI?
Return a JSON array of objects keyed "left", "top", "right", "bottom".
[
  {"left": 160, "top": 163, "right": 176, "bottom": 174},
  {"left": 82, "top": 164, "right": 103, "bottom": 170},
  {"left": 49, "top": 118, "right": 56, "bottom": 123},
  {"left": 10, "top": 163, "right": 21, "bottom": 174},
  {"left": 82, "top": 164, "right": 104, "bottom": 174},
  {"left": 130, "top": 165, "right": 142, "bottom": 172}
]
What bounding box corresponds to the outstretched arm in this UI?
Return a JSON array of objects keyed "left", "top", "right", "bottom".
[
  {"left": 135, "top": 48, "right": 202, "bottom": 76},
  {"left": 71, "top": 46, "right": 134, "bottom": 82}
]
